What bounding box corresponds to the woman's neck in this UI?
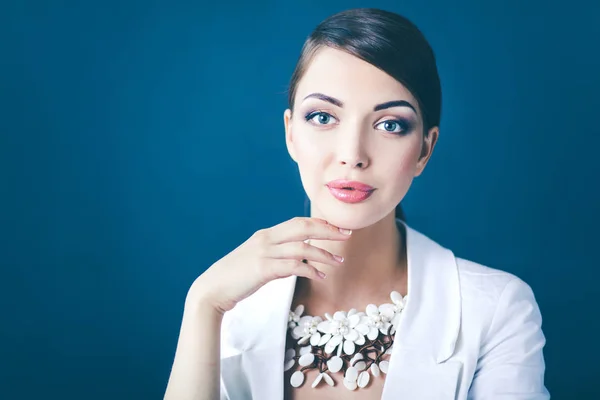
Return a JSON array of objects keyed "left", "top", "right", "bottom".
[{"left": 294, "top": 212, "right": 408, "bottom": 314}]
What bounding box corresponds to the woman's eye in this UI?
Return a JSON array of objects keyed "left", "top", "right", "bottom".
[
  {"left": 376, "top": 119, "right": 410, "bottom": 134},
  {"left": 305, "top": 111, "right": 337, "bottom": 125}
]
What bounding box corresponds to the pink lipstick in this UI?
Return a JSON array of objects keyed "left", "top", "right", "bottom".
[{"left": 326, "top": 180, "right": 375, "bottom": 204}]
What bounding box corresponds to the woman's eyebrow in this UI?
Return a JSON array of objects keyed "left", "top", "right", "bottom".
[
  {"left": 303, "top": 93, "right": 343, "bottom": 107},
  {"left": 302, "top": 93, "right": 417, "bottom": 114},
  {"left": 374, "top": 100, "right": 417, "bottom": 114}
]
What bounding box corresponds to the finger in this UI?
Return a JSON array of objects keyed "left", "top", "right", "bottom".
[
  {"left": 268, "top": 217, "right": 352, "bottom": 245},
  {"left": 273, "top": 259, "right": 327, "bottom": 281},
  {"left": 268, "top": 241, "right": 343, "bottom": 267}
]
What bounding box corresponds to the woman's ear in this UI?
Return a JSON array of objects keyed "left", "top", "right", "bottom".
[
  {"left": 415, "top": 126, "right": 439, "bottom": 177},
  {"left": 284, "top": 109, "right": 298, "bottom": 162}
]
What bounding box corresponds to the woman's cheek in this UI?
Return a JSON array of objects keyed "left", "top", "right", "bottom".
[
  {"left": 385, "top": 145, "right": 421, "bottom": 194},
  {"left": 294, "top": 131, "right": 329, "bottom": 170},
  {"left": 293, "top": 140, "right": 324, "bottom": 198}
]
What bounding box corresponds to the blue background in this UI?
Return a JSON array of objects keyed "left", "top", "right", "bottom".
[{"left": 1, "top": 0, "right": 599, "bottom": 398}]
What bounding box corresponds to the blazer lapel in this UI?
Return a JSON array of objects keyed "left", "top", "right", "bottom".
[
  {"left": 381, "top": 220, "right": 462, "bottom": 399},
  {"left": 220, "top": 274, "right": 297, "bottom": 399}
]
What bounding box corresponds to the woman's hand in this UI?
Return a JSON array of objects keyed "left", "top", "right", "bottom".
[{"left": 188, "top": 217, "right": 352, "bottom": 315}]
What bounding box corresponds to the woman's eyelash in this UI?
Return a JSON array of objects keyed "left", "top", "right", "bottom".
[
  {"left": 376, "top": 119, "right": 412, "bottom": 134},
  {"left": 304, "top": 111, "right": 335, "bottom": 124},
  {"left": 304, "top": 110, "right": 412, "bottom": 135}
]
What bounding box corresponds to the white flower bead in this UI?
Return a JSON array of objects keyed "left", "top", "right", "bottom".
[
  {"left": 379, "top": 322, "right": 391, "bottom": 335},
  {"left": 317, "top": 320, "right": 332, "bottom": 334},
  {"left": 349, "top": 353, "right": 363, "bottom": 366},
  {"left": 284, "top": 359, "right": 295, "bottom": 371},
  {"left": 348, "top": 313, "right": 361, "bottom": 327},
  {"left": 379, "top": 303, "right": 395, "bottom": 317},
  {"left": 367, "top": 326, "right": 379, "bottom": 341},
  {"left": 322, "top": 372, "right": 335, "bottom": 386},
  {"left": 299, "top": 345, "right": 312, "bottom": 356},
  {"left": 290, "top": 371, "right": 304, "bottom": 387},
  {"left": 327, "top": 355, "right": 343, "bottom": 373},
  {"left": 345, "top": 366, "right": 359, "bottom": 382},
  {"left": 311, "top": 373, "right": 323, "bottom": 388},
  {"left": 355, "top": 334, "right": 366, "bottom": 346},
  {"left": 299, "top": 353, "right": 315, "bottom": 367},
  {"left": 310, "top": 332, "right": 321, "bottom": 346},
  {"left": 391, "top": 291, "right": 406, "bottom": 312},
  {"left": 355, "top": 323, "right": 370, "bottom": 335},
  {"left": 343, "top": 378, "right": 358, "bottom": 391},
  {"left": 354, "top": 361, "right": 366, "bottom": 371},
  {"left": 343, "top": 339, "right": 356, "bottom": 355},
  {"left": 298, "top": 335, "right": 311, "bottom": 345},
  {"left": 333, "top": 311, "right": 347, "bottom": 321},
  {"left": 290, "top": 328, "right": 302, "bottom": 340},
  {"left": 379, "top": 360, "right": 390, "bottom": 374},
  {"left": 324, "top": 341, "right": 337, "bottom": 354},
  {"left": 289, "top": 305, "right": 304, "bottom": 325},
  {"left": 357, "top": 371, "right": 370, "bottom": 388},
  {"left": 370, "top": 363, "right": 381, "bottom": 377},
  {"left": 329, "top": 334, "right": 343, "bottom": 347},
  {"left": 344, "top": 329, "right": 359, "bottom": 342},
  {"left": 285, "top": 348, "right": 295, "bottom": 361},
  {"left": 318, "top": 333, "right": 332, "bottom": 346}
]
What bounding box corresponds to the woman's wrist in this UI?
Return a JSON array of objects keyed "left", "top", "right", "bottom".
[{"left": 184, "top": 277, "right": 224, "bottom": 318}]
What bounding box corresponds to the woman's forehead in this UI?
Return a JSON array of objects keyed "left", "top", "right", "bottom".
[{"left": 295, "top": 47, "right": 418, "bottom": 109}]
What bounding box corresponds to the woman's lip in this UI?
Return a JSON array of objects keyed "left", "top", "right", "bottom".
[
  {"left": 327, "top": 187, "right": 375, "bottom": 204},
  {"left": 326, "top": 180, "right": 374, "bottom": 191}
]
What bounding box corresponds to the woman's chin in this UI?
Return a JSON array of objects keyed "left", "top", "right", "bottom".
[{"left": 312, "top": 206, "right": 389, "bottom": 231}]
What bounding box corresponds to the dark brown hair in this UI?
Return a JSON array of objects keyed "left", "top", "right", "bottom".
[{"left": 290, "top": 8, "right": 442, "bottom": 221}]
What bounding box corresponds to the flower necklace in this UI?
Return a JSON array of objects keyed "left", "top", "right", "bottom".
[{"left": 284, "top": 290, "right": 407, "bottom": 391}]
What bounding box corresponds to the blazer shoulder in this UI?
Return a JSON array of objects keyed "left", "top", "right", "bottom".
[
  {"left": 454, "top": 257, "right": 542, "bottom": 341},
  {"left": 455, "top": 256, "right": 526, "bottom": 298}
]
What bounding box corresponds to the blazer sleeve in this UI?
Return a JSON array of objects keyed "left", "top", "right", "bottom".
[{"left": 468, "top": 278, "right": 550, "bottom": 400}]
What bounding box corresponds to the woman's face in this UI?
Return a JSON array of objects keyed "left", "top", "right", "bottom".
[{"left": 284, "top": 47, "right": 438, "bottom": 230}]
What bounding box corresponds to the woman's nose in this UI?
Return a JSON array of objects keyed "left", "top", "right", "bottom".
[
  {"left": 339, "top": 158, "right": 367, "bottom": 168},
  {"left": 337, "top": 133, "right": 370, "bottom": 169}
]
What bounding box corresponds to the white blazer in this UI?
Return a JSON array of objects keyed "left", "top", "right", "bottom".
[{"left": 219, "top": 220, "right": 550, "bottom": 399}]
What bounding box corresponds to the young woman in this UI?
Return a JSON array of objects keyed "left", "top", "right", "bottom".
[{"left": 164, "top": 8, "right": 549, "bottom": 399}]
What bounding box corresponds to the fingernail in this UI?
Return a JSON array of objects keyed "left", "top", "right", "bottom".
[
  {"left": 333, "top": 255, "right": 344, "bottom": 263},
  {"left": 318, "top": 271, "right": 327, "bottom": 279},
  {"left": 339, "top": 228, "right": 352, "bottom": 235}
]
